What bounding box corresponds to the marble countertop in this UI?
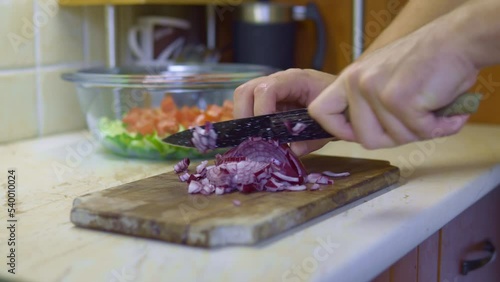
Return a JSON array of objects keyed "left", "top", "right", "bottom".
[{"left": 1, "top": 124, "right": 499, "bottom": 282}]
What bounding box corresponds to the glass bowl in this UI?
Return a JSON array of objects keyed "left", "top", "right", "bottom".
[{"left": 62, "top": 63, "right": 276, "bottom": 160}]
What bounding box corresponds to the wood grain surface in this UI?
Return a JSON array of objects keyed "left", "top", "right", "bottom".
[{"left": 71, "top": 155, "right": 400, "bottom": 248}]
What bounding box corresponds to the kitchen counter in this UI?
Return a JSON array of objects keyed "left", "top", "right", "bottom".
[{"left": 1, "top": 124, "right": 499, "bottom": 282}]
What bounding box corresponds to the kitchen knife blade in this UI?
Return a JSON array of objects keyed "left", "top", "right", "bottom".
[{"left": 163, "top": 92, "right": 481, "bottom": 148}]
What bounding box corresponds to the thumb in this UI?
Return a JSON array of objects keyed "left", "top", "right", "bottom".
[{"left": 429, "top": 114, "right": 469, "bottom": 139}]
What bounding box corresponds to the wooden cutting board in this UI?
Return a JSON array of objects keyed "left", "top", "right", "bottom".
[{"left": 71, "top": 155, "right": 399, "bottom": 248}]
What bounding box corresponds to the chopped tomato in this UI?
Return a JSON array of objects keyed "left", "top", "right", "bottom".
[
  {"left": 135, "top": 119, "right": 155, "bottom": 135},
  {"left": 156, "top": 119, "right": 179, "bottom": 136},
  {"left": 161, "top": 95, "right": 177, "bottom": 113},
  {"left": 121, "top": 96, "right": 234, "bottom": 137},
  {"left": 222, "top": 100, "right": 234, "bottom": 118},
  {"left": 205, "top": 104, "right": 222, "bottom": 122},
  {"left": 194, "top": 114, "right": 206, "bottom": 126},
  {"left": 122, "top": 108, "right": 141, "bottom": 126}
]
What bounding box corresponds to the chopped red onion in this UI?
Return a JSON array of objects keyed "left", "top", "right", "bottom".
[
  {"left": 284, "top": 121, "right": 308, "bottom": 136},
  {"left": 310, "top": 183, "right": 321, "bottom": 190},
  {"left": 233, "top": 200, "right": 241, "bottom": 206},
  {"left": 178, "top": 138, "right": 336, "bottom": 195},
  {"left": 174, "top": 158, "right": 190, "bottom": 173},
  {"left": 188, "top": 180, "right": 203, "bottom": 193},
  {"left": 191, "top": 122, "right": 218, "bottom": 153},
  {"left": 178, "top": 172, "right": 190, "bottom": 182},
  {"left": 215, "top": 186, "right": 225, "bottom": 195},
  {"left": 322, "top": 171, "right": 351, "bottom": 178},
  {"left": 196, "top": 160, "right": 208, "bottom": 174}
]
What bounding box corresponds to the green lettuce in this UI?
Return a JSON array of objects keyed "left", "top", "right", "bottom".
[{"left": 97, "top": 117, "right": 224, "bottom": 160}]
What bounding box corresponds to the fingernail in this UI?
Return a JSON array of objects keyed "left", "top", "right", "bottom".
[{"left": 447, "top": 115, "right": 467, "bottom": 130}]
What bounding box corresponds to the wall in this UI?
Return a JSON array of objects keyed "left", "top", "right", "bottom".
[{"left": 0, "top": 0, "right": 106, "bottom": 144}]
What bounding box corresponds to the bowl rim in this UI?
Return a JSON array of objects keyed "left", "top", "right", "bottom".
[{"left": 61, "top": 63, "right": 278, "bottom": 89}]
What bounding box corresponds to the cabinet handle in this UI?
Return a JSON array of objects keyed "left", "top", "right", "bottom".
[{"left": 461, "top": 239, "right": 496, "bottom": 275}]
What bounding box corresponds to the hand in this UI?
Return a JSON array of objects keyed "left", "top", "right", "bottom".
[
  {"left": 308, "top": 20, "right": 479, "bottom": 149},
  {"left": 233, "top": 69, "right": 336, "bottom": 156}
]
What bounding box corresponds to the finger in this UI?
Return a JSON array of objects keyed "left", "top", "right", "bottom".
[
  {"left": 308, "top": 81, "right": 355, "bottom": 142},
  {"left": 252, "top": 72, "right": 312, "bottom": 116},
  {"left": 372, "top": 108, "right": 420, "bottom": 145},
  {"left": 360, "top": 87, "right": 420, "bottom": 145},
  {"left": 233, "top": 77, "right": 268, "bottom": 118},
  {"left": 347, "top": 90, "right": 397, "bottom": 149},
  {"left": 416, "top": 114, "right": 469, "bottom": 140},
  {"left": 385, "top": 65, "right": 477, "bottom": 140},
  {"left": 290, "top": 138, "right": 332, "bottom": 157},
  {"left": 234, "top": 70, "right": 314, "bottom": 118}
]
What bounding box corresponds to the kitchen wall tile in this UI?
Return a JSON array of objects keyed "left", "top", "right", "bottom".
[
  {"left": 38, "top": 1, "right": 84, "bottom": 65},
  {"left": 0, "top": 0, "right": 35, "bottom": 69},
  {"left": 85, "top": 6, "right": 106, "bottom": 64},
  {"left": 0, "top": 72, "right": 38, "bottom": 143},
  {"left": 40, "top": 68, "right": 86, "bottom": 135}
]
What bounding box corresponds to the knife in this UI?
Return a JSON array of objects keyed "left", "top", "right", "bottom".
[{"left": 163, "top": 93, "right": 482, "bottom": 148}]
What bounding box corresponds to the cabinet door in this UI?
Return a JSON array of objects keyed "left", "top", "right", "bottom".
[{"left": 440, "top": 186, "right": 500, "bottom": 282}]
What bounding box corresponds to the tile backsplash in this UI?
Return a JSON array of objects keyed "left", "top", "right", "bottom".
[{"left": 0, "top": 0, "right": 106, "bottom": 144}]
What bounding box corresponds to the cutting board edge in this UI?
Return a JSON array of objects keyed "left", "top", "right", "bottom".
[
  {"left": 69, "top": 166, "right": 400, "bottom": 248},
  {"left": 70, "top": 207, "right": 191, "bottom": 244},
  {"left": 69, "top": 156, "right": 401, "bottom": 248},
  {"left": 206, "top": 166, "right": 401, "bottom": 248}
]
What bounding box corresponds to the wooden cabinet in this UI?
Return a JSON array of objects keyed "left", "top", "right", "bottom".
[
  {"left": 440, "top": 186, "right": 500, "bottom": 281},
  {"left": 373, "top": 186, "right": 500, "bottom": 282}
]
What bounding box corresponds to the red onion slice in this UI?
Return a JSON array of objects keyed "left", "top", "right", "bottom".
[
  {"left": 306, "top": 173, "right": 333, "bottom": 185},
  {"left": 322, "top": 171, "right": 351, "bottom": 178},
  {"left": 271, "top": 171, "right": 300, "bottom": 183},
  {"left": 233, "top": 200, "right": 241, "bottom": 206},
  {"left": 284, "top": 185, "right": 307, "bottom": 191}
]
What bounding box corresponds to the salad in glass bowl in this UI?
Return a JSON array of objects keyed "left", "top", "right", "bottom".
[
  {"left": 98, "top": 96, "right": 234, "bottom": 159},
  {"left": 62, "top": 63, "right": 276, "bottom": 160}
]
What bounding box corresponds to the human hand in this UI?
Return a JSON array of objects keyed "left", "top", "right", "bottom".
[
  {"left": 233, "top": 69, "right": 336, "bottom": 156},
  {"left": 308, "top": 21, "right": 479, "bottom": 149}
]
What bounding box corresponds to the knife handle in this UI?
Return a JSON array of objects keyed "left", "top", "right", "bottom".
[{"left": 343, "top": 92, "right": 482, "bottom": 122}]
